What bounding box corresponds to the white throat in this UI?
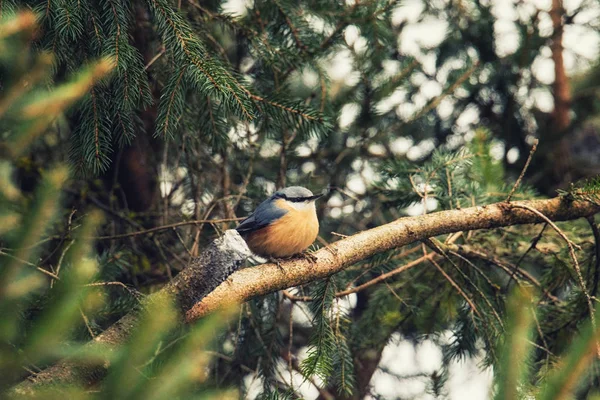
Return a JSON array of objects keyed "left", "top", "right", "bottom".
[{"left": 290, "top": 201, "right": 316, "bottom": 211}]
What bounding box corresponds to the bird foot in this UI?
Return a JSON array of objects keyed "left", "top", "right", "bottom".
[
  {"left": 268, "top": 257, "right": 286, "bottom": 271},
  {"left": 301, "top": 251, "right": 318, "bottom": 265}
]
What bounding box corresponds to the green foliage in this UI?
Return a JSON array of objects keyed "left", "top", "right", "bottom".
[
  {"left": 301, "top": 278, "right": 337, "bottom": 381},
  {"left": 147, "top": 0, "right": 255, "bottom": 130},
  {"left": 560, "top": 175, "right": 600, "bottom": 206},
  {"left": 6, "top": 0, "right": 331, "bottom": 173},
  {"left": 492, "top": 287, "right": 600, "bottom": 400},
  {"left": 0, "top": 14, "right": 236, "bottom": 399},
  {"left": 3, "top": 0, "right": 600, "bottom": 398},
  {"left": 494, "top": 287, "right": 535, "bottom": 400}
]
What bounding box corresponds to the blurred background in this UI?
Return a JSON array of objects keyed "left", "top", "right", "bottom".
[{"left": 2, "top": 0, "right": 600, "bottom": 398}]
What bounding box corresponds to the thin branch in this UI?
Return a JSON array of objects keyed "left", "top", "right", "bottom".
[
  {"left": 188, "top": 197, "right": 598, "bottom": 322},
  {"left": 587, "top": 216, "right": 600, "bottom": 297},
  {"left": 84, "top": 281, "right": 143, "bottom": 300},
  {"left": 428, "top": 257, "right": 482, "bottom": 319},
  {"left": 336, "top": 253, "right": 436, "bottom": 297},
  {"left": 510, "top": 223, "right": 548, "bottom": 285},
  {"left": 342, "top": 246, "right": 422, "bottom": 290},
  {"left": 91, "top": 217, "right": 244, "bottom": 240},
  {"left": 79, "top": 308, "right": 96, "bottom": 339},
  {"left": 0, "top": 249, "right": 60, "bottom": 280},
  {"left": 511, "top": 203, "right": 598, "bottom": 355},
  {"left": 282, "top": 290, "right": 309, "bottom": 302},
  {"left": 506, "top": 139, "right": 539, "bottom": 203},
  {"left": 51, "top": 240, "right": 74, "bottom": 288},
  {"left": 448, "top": 244, "right": 560, "bottom": 303},
  {"left": 423, "top": 239, "right": 503, "bottom": 328},
  {"left": 144, "top": 46, "right": 166, "bottom": 70}
]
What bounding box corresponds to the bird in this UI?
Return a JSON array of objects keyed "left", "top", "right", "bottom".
[{"left": 236, "top": 186, "right": 323, "bottom": 259}]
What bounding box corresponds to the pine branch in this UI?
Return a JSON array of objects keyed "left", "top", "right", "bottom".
[
  {"left": 187, "top": 197, "right": 599, "bottom": 321},
  {"left": 146, "top": 0, "right": 255, "bottom": 121},
  {"left": 11, "top": 196, "right": 600, "bottom": 393},
  {"left": 301, "top": 278, "right": 336, "bottom": 381}
]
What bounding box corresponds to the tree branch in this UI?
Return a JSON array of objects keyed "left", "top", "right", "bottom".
[
  {"left": 13, "top": 196, "right": 600, "bottom": 393},
  {"left": 186, "top": 197, "right": 599, "bottom": 322}
]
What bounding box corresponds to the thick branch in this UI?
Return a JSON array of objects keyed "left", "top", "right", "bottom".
[
  {"left": 13, "top": 230, "right": 252, "bottom": 396},
  {"left": 13, "top": 197, "right": 600, "bottom": 394},
  {"left": 550, "top": 0, "right": 571, "bottom": 132},
  {"left": 186, "top": 197, "right": 599, "bottom": 322}
]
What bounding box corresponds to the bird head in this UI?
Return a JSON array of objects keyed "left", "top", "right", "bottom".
[{"left": 271, "top": 186, "right": 324, "bottom": 210}]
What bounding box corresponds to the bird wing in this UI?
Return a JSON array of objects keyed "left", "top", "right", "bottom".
[{"left": 236, "top": 199, "right": 288, "bottom": 234}]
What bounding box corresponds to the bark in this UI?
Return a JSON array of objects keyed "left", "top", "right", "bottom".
[
  {"left": 186, "top": 197, "right": 599, "bottom": 322},
  {"left": 115, "top": 136, "right": 158, "bottom": 211},
  {"left": 12, "top": 196, "right": 600, "bottom": 394},
  {"left": 539, "top": 0, "right": 574, "bottom": 193},
  {"left": 110, "top": 0, "right": 161, "bottom": 212},
  {"left": 12, "top": 230, "right": 251, "bottom": 396}
]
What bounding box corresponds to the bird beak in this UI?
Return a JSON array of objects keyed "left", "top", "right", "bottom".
[
  {"left": 309, "top": 193, "right": 325, "bottom": 201},
  {"left": 304, "top": 193, "right": 324, "bottom": 202}
]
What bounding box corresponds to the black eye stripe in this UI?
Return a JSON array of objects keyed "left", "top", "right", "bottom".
[
  {"left": 273, "top": 192, "right": 323, "bottom": 202},
  {"left": 289, "top": 195, "right": 323, "bottom": 202}
]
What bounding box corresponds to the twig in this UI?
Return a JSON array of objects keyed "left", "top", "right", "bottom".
[
  {"left": 283, "top": 253, "right": 438, "bottom": 301},
  {"left": 282, "top": 290, "right": 310, "bottom": 302},
  {"left": 423, "top": 239, "right": 503, "bottom": 329},
  {"left": 447, "top": 250, "right": 500, "bottom": 292},
  {"left": 0, "top": 249, "right": 60, "bottom": 280},
  {"left": 336, "top": 254, "right": 436, "bottom": 297},
  {"left": 343, "top": 246, "right": 422, "bottom": 290},
  {"left": 587, "top": 216, "right": 600, "bottom": 297},
  {"left": 509, "top": 223, "right": 548, "bottom": 286},
  {"left": 330, "top": 231, "right": 348, "bottom": 238},
  {"left": 449, "top": 244, "right": 560, "bottom": 303},
  {"left": 280, "top": 350, "right": 335, "bottom": 400},
  {"left": 384, "top": 281, "right": 408, "bottom": 307},
  {"left": 40, "top": 209, "right": 77, "bottom": 266},
  {"left": 510, "top": 205, "right": 582, "bottom": 251},
  {"left": 79, "top": 307, "right": 96, "bottom": 338},
  {"left": 205, "top": 351, "right": 254, "bottom": 374},
  {"left": 328, "top": 186, "right": 360, "bottom": 202},
  {"left": 84, "top": 281, "right": 143, "bottom": 300},
  {"left": 531, "top": 307, "right": 554, "bottom": 362},
  {"left": 428, "top": 257, "right": 483, "bottom": 320},
  {"left": 288, "top": 302, "right": 294, "bottom": 391},
  {"left": 506, "top": 139, "right": 539, "bottom": 202},
  {"left": 51, "top": 240, "right": 74, "bottom": 288},
  {"left": 274, "top": 0, "right": 307, "bottom": 52},
  {"left": 511, "top": 203, "right": 598, "bottom": 355},
  {"left": 90, "top": 218, "right": 244, "bottom": 240}
]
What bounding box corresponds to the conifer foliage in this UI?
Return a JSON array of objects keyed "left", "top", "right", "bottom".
[
  {"left": 2, "top": 0, "right": 330, "bottom": 174},
  {"left": 3, "top": 0, "right": 600, "bottom": 399}
]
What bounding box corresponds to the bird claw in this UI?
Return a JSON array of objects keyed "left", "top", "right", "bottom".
[
  {"left": 301, "top": 251, "right": 318, "bottom": 265},
  {"left": 268, "top": 251, "right": 318, "bottom": 270},
  {"left": 268, "top": 257, "right": 285, "bottom": 271}
]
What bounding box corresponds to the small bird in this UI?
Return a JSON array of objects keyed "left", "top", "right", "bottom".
[{"left": 236, "top": 186, "right": 323, "bottom": 259}]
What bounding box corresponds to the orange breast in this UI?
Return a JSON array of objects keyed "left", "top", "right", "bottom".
[{"left": 244, "top": 204, "right": 319, "bottom": 258}]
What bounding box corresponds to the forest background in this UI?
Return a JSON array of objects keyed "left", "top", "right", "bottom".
[{"left": 2, "top": 0, "right": 600, "bottom": 398}]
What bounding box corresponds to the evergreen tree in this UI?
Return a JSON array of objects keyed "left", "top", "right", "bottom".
[{"left": 2, "top": 0, "right": 600, "bottom": 398}]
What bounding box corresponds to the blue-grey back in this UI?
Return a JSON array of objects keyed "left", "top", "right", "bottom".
[{"left": 235, "top": 196, "right": 288, "bottom": 234}]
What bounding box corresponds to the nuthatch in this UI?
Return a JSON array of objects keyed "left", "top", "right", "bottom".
[{"left": 236, "top": 186, "right": 323, "bottom": 258}]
